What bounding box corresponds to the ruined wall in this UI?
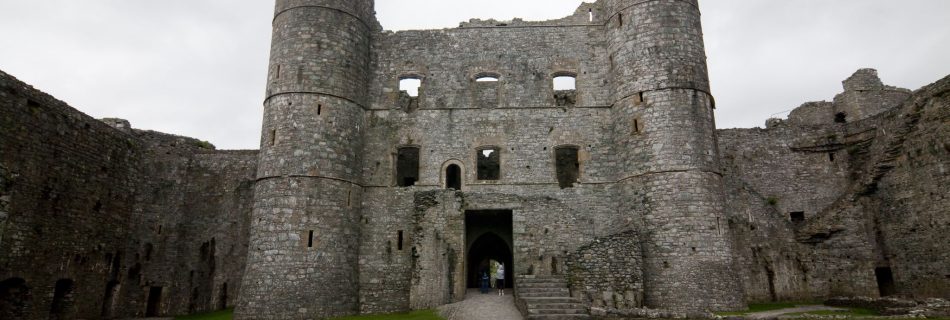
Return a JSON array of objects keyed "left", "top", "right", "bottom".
[
  {"left": 0, "top": 70, "right": 257, "bottom": 319},
  {"left": 565, "top": 230, "right": 644, "bottom": 309},
  {"left": 869, "top": 77, "right": 950, "bottom": 297},
  {"left": 719, "top": 71, "right": 949, "bottom": 302},
  {"left": 124, "top": 130, "right": 256, "bottom": 318},
  {"left": 0, "top": 71, "right": 141, "bottom": 320}
]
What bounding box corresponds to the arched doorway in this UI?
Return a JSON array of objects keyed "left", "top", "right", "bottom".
[
  {"left": 465, "top": 210, "right": 514, "bottom": 289},
  {"left": 0, "top": 278, "right": 32, "bottom": 319},
  {"left": 467, "top": 233, "right": 513, "bottom": 288},
  {"left": 445, "top": 164, "right": 461, "bottom": 190}
]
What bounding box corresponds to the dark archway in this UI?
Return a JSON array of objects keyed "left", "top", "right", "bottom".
[
  {"left": 0, "top": 278, "right": 32, "bottom": 319},
  {"left": 467, "top": 232, "right": 513, "bottom": 288},
  {"left": 49, "top": 279, "right": 74, "bottom": 320},
  {"left": 446, "top": 164, "right": 461, "bottom": 190}
]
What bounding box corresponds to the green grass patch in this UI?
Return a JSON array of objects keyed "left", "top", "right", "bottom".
[
  {"left": 176, "top": 308, "right": 233, "bottom": 320},
  {"left": 786, "top": 307, "right": 879, "bottom": 317},
  {"left": 330, "top": 309, "right": 444, "bottom": 320},
  {"left": 714, "top": 302, "right": 825, "bottom": 316}
]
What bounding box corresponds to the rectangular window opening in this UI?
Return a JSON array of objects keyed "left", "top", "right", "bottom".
[
  {"left": 477, "top": 148, "right": 501, "bottom": 180},
  {"left": 317, "top": 104, "right": 322, "bottom": 116},
  {"left": 829, "top": 152, "right": 836, "bottom": 162},
  {"left": 307, "top": 230, "right": 314, "bottom": 248},
  {"left": 396, "top": 147, "right": 420, "bottom": 187},
  {"left": 399, "top": 78, "right": 422, "bottom": 98},
  {"left": 275, "top": 64, "right": 281, "bottom": 79},
  {"left": 555, "top": 147, "right": 580, "bottom": 189},
  {"left": 269, "top": 129, "right": 276, "bottom": 146},
  {"left": 790, "top": 212, "right": 805, "bottom": 223},
  {"left": 397, "top": 230, "right": 404, "bottom": 251},
  {"left": 633, "top": 118, "right": 642, "bottom": 135}
]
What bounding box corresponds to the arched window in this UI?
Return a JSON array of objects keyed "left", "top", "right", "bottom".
[
  {"left": 477, "top": 147, "right": 500, "bottom": 181},
  {"left": 446, "top": 164, "right": 462, "bottom": 190},
  {"left": 475, "top": 72, "right": 500, "bottom": 82},
  {"left": 396, "top": 146, "right": 420, "bottom": 187}
]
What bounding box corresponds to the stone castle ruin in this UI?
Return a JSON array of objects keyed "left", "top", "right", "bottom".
[{"left": 0, "top": 0, "right": 947, "bottom": 319}]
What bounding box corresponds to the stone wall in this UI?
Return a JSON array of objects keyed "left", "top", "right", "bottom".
[
  {"left": 565, "top": 230, "right": 644, "bottom": 309},
  {"left": 719, "top": 71, "right": 950, "bottom": 303},
  {"left": 0, "top": 70, "right": 258, "bottom": 319}
]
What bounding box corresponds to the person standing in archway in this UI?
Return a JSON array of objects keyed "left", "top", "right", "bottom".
[{"left": 495, "top": 263, "right": 506, "bottom": 296}]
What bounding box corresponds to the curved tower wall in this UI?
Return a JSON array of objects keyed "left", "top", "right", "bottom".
[
  {"left": 604, "top": 0, "right": 745, "bottom": 311},
  {"left": 236, "top": 0, "right": 374, "bottom": 319}
]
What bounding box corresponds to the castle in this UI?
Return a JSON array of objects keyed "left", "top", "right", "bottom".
[{"left": 0, "top": 1, "right": 947, "bottom": 319}]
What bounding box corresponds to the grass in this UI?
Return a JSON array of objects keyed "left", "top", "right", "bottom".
[
  {"left": 176, "top": 308, "right": 233, "bottom": 320},
  {"left": 715, "top": 302, "right": 823, "bottom": 316},
  {"left": 172, "top": 309, "right": 444, "bottom": 320},
  {"left": 786, "top": 307, "right": 879, "bottom": 317}
]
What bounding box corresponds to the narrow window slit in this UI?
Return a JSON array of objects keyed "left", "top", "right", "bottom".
[
  {"left": 308, "top": 230, "right": 314, "bottom": 248},
  {"left": 397, "top": 231, "right": 404, "bottom": 251}
]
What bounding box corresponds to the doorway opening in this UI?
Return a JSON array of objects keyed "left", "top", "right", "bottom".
[
  {"left": 49, "top": 279, "right": 74, "bottom": 320},
  {"left": 146, "top": 286, "right": 163, "bottom": 317},
  {"left": 445, "top": 164, "right": 462, "bottom": 190},
  {"left": 0, "top": 278, "right": 31, "bottom": 319},
  {"left": 465, "top": 210, "right": 513, "bottom": 289},
  {"left": 875, "top": 267, "right": 896, "bottom": 296}
]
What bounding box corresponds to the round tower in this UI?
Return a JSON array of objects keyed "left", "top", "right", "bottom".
[
  {"left": 236, "top": 1, "right": 375, "bottom": 319},
  {"left": 604, "top": 0, "right": 745, "bottom": 311}
]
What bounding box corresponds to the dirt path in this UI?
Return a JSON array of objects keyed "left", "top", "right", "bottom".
[{"left": 438, "top": 289, "right": 523, "bottom": 320}]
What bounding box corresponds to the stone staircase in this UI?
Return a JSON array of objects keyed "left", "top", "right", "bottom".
[{"left": 516, "top": 275, "right": 590, "bottom": 320}]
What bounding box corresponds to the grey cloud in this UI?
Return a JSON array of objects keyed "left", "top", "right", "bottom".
[{"left": 0, "top": 1, "right": 946, "bottom": 149}]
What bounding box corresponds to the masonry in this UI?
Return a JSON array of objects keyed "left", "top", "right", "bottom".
[{"left": 0, "top": 1, "right": 947, "bottom": 319}]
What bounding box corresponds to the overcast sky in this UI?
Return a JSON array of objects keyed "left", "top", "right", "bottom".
[{"left": 1, "top": 1, "right": 947, "bottom": 150}]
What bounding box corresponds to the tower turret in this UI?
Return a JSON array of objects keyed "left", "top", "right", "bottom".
[
  {"left": 605, "top": 0, "right": 745, "bottom": 311},
  {"left": 236, "top": 1, "right": 376, "bottom": 319}
]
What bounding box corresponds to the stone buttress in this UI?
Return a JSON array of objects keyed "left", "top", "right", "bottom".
[
  {"left": 236, "top": 0, "right": 376, "bottom": 319},
  {"left": 605, "top": 0, "right": 745, "bottom": 311}
]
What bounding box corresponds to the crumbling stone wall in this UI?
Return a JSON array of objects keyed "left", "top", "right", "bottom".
[
  {"left": 719, "top": 71, "right": 949, "bottom": 302},
  {"left": 565, "top": 230, "right": 644, "bottom": 309},
  {"left": 0, "top": 70, "right": 142, "bottom": 320},
  {"left": 0, "top": 70, "right": 258, "bottom": 319},
  {"left": 126, "top": 130, "right": 257, "bottom": 318}
]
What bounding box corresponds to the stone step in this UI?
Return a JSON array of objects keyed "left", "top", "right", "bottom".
[
  {"left": 521, "top": 297, "right": 583, "bottom": 304},
  {"left": 525, "top": 302, "right": 586, "bottom": 310},
  {"left": 519, "top": 281, "right": 568, "bottom": 288},
  {"left": 519, "top": 287, "right": 570, "bottom": 294},
  {"left": 519, "top": 290, "right": 571, "bottom": 298},
  {"left": 528, "top": 308, "right": 588, "bottom": 315}
]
